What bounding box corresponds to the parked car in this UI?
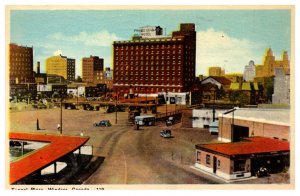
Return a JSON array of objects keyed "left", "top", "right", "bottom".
[
  {"left": 256, "top": 167, "right": 269, "bottom": 177},
  {"left": 160, "top": 129, "right": 172, "bottom": 138},
  {"left": 94, "top": 120, "right": 112, "bottom": 127},
  {"left": 166, "top": 116, "right": 175, "bottom": 126}
]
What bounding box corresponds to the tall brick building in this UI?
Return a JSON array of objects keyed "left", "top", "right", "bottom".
[
  {"left": 9, "top": 43, "right": 34, "bottom": 84},
  {"left": 46, "top": 55, "right": 75, "bottom": 82},
  {"left": 113, "top": 23, "right": 196, "bottom": 96},
  {"left": 82, "top": 55, "right": 104, "bottom": 85}
]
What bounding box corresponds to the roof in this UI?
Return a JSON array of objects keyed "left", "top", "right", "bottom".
[
  {"left": 211, "top": 76, "right": 232, "bottom": 85},
  {"left": 229, "top": 82, "right": 240, "bottom": 90},
  {"left": 9, "top": 132, "right": 89, "bottom": 184},
  {"left": 196, "top": 137, "right": 289, "bottom": 157},
  {"left": 220, "top": 108, "right": 290, "bottom": 126},
  {"left": 242, "top": 82, "right": 251, "bottom": 91}
]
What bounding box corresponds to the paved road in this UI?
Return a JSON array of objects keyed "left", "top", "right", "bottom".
[{"left": 84, "top": 124, "right": 220, "bottom": 184}]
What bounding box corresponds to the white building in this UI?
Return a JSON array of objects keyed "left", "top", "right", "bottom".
[
  {"left": 243, "top": 60, "right": 256, "bottom": 82},
  {"left": 192, "top": 109, "right": 227, "bottom": 128},
  {"left": 272, "top": 68, "right": 290, "bottom": 105}
]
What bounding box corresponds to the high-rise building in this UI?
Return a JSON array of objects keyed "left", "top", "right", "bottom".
[
  {"left": 272, "top": 68, "right": 290, "bottom": 105},
  {"left": 82, "top": 55, "right": 104, "bottom": 85},
  {"left": 243, "top": 60, "right": 256, "bottom": 81},
  {"left": 9, "top": 43, "right": 34, "bottom": 84},
  {"left": 113, "top": 23, "right": 196, "bottom": 96},
  {"left": 45, "top": 54, "right": 75, "bottom": 82},
  {"left": 256, "top": 48, "right": 290, "bottom": 77},
  {"left": 208, "top": 66, "right": 224, "bottom": 77}
]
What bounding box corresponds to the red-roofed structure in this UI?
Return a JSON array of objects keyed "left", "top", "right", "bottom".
[
  {"left": 9, "top": 132, "right": 89, "bottom": 184},
  {"left": 196, "top": 137, "right": 289, "bottom": 157},
  {"left": 194, "top": 137, "right": 290, "bottom": 181}
]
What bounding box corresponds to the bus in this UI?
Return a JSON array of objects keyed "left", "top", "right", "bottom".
[{"left": 135, "top": 115, "right": 156, "bottom": 126}]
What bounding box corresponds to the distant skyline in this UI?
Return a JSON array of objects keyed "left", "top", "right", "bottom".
[{"left": 10, "top": 8, "right": 292, "bottom": 77}]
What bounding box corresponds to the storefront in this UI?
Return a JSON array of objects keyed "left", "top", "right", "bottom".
[{"left": 195, "top": 137, "right": 290, "bottom": 181}]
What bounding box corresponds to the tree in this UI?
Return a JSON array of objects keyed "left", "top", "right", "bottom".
[
  {"left": 264, "top": 77, "right": 274, "bottom": 103},
  {"left": 75, "top": 76, "right": 83, "bottom": 82}
]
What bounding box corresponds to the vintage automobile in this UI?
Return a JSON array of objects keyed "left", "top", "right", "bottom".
[
  {"left": 93, "top": 120, "right": 112, "bottom": 127},
  {"left": 160, "top": 129, "right": 172, "bottom": 138}
]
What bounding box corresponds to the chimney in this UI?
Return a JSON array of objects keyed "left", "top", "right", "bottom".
[{"left": 37, "top": 61, "right": 40, "bottom": 74}]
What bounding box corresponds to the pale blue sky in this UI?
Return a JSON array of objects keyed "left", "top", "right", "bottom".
[{"left": 10, "top": 9, "right": 291, "bottom": 77}]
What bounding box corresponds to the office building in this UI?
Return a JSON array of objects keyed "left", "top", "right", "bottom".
[
  {"left": 113, "top": 23, "right": 196, "bottom": 96},
  {"left": 9, "top": 43, "right": 34, "bottom": 84},
  {"left": 46, "top": 54, "right": 75, "bottom": 82},
  {"left": 82, "top": 55, "right": 104, "bottom": 84}
]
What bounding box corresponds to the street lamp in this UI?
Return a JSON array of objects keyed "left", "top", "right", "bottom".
[
  {"left": 52, "top": 88, "right": 64, "bottom": 134},
  {"left": 165, "top": 90, "right": 168, "bottom": 116},
  {"left": 115, "top": 88, "right": 118, "bottom": 124},
  {"left": 175, "top": 95, "right": 178, "bottom": 113}
]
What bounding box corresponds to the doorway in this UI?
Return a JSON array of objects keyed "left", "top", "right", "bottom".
[
  {"left": 213, "top": 156, "right": 217, "bottom": 173},
  {"left": 232, "top": 125, "right": 249, "bottom": 142}
]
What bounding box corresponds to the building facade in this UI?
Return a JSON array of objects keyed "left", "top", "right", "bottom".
[
  {"left": 272, "top": 68, "right": 290, "bottom": 105},
  {"left": 45, "top": 55, "right": 75, "bottom": 82},
  {"left": 9, "top": 43, "right": 34, "bottom": 84},
  {"left": 195, "top": 137, "right": 289, "bottom": 181},
  {"left": 218, "top": 108, "right": 290, "bottom": 143},
  {"left": 82, "top": 55, "right": 104, "bottom": 84},
  {"left": 208, "top": 66, "right": 225, "bottom": 77},
  {"left": 113, "top": 23, "right": 196, "bottom": 96},
  {"left": 243, "top": 60, "right": 256, "bottom": 82},
  {"left": 256, "top": 48, "right": 290, "bottom": 78}
]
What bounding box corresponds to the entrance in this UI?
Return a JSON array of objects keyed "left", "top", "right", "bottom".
[
  {"left": 232, "top": 125, "right": 249, "bottom": 142},
  {"left": 213, "top": 156, "right": 217, "bottom": 173}
]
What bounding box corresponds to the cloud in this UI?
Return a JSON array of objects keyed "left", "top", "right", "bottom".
[
  {"left": 48, "top": 30, "right": 121, "bottom": 47},
  {"left": 53, "top": 50, "right": 62, "bottom": 56},
  {"left": 196, "top": 28, "right": 264, "bottom": 75}
]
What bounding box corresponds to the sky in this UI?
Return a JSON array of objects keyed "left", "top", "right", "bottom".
[{"left": 9, "top": 8, "right": 292, "bottom": 77}]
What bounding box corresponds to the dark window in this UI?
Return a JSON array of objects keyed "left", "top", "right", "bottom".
[
  {"left": 206, "top": 154, "right": 211, "bottom": 165},
  {"left": 234, "top": 160, "right": 246, "bottom": 172},
  {"left": 197, "top": 151, "right": 201, "bottom": 162},
  {"left": 218, "top": 160, "right": 221, "bottom": 168}
]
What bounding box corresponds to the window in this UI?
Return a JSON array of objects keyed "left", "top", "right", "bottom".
[
  {"left": 206, "top": 154, "right": 211, "bottom": 165},
  {"left": 197, "top": 151, "right": 201, "bottom": 162},
  {"left": 234, "top": 160, "right": 246, "bottom": 172},
  {"left": 218, "top": 160, "right": 221, "bottom": 168}
]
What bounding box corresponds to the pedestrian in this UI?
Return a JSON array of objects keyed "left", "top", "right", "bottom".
[
  {"left": 57, "top": 124, "right": 60, "bottom": 131},
  {"left": 80, "top": 130, "right": 84, "bottom": 136},
  {"left": 36, "top": 118, "right": 40, "bottom": 130}
]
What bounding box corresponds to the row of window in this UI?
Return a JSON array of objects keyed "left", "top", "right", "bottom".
[
  {"left": 115, "top": 60, "right": 182, "bottom": 67},
  {"left": 115, "top": 55, "right": 182, "bottom": 61},
  {"left": 115, "top": 44, "right": 183, "bottom": 50},
  {"left": 115, "top": 71, "right": 181, "bottom": 76},
  {"left": 115, "top": 50, "right": 182, "bottom": 56},
  {"left": 116, "top": 66, "right": 181, "bottom": 71},
  {"left": 115, "top": 87, "right": 181, "bottom": 93},
  {"left": 197, "top": 152, "right": 221, "bottom": 168}
]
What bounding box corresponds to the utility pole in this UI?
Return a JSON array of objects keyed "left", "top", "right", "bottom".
[
  {"left": 115, "top": 88, "right": 118, "bottom": 125},
  {"left": 165, "top": 90, "right": 168, "bottom": 117},
  {"left": 60, "top": 89, "right": 63, "bottom": 134}
]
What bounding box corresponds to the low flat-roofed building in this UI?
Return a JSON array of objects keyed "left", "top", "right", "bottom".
[
  {"left": 195, "top": 137, "right": 290, "bottom": 181},
  {"left": 218, "top": 108, "right": 290, "bottom": 142}
]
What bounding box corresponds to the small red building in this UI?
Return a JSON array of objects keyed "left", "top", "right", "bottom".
[{"left": 195, "top": 137, "right": 290, "bottom": 181}]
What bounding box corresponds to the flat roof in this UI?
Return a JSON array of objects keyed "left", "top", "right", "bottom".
[
  {"left": 220, "top": 108, "right": 290, "bottom": 126},
  {"left": 9, "top": 132, "right": 89, "bottom": 184},
  {"left": 196, "top": 137, "right": 289, "bottom": 157}
]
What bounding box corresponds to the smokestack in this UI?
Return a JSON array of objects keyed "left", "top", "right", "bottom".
[{"left": 37, "top": 62, "right": 40, "bottom": 74}]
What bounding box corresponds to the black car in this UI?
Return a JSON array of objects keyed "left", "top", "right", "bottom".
[{"left": 94, "top": 120, "right": 112, "bottom": 127}]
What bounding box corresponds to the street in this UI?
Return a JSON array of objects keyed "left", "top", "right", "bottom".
[
  {"left": 9, "top": 105, "right": 289, "bottom": 184},
  {"left": 9, "top": 106, "right": 221, "bottom": 184}
]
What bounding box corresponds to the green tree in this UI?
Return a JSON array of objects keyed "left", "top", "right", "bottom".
[{"left": 75, "top": 76, "right": 83, "bottom": 82}]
